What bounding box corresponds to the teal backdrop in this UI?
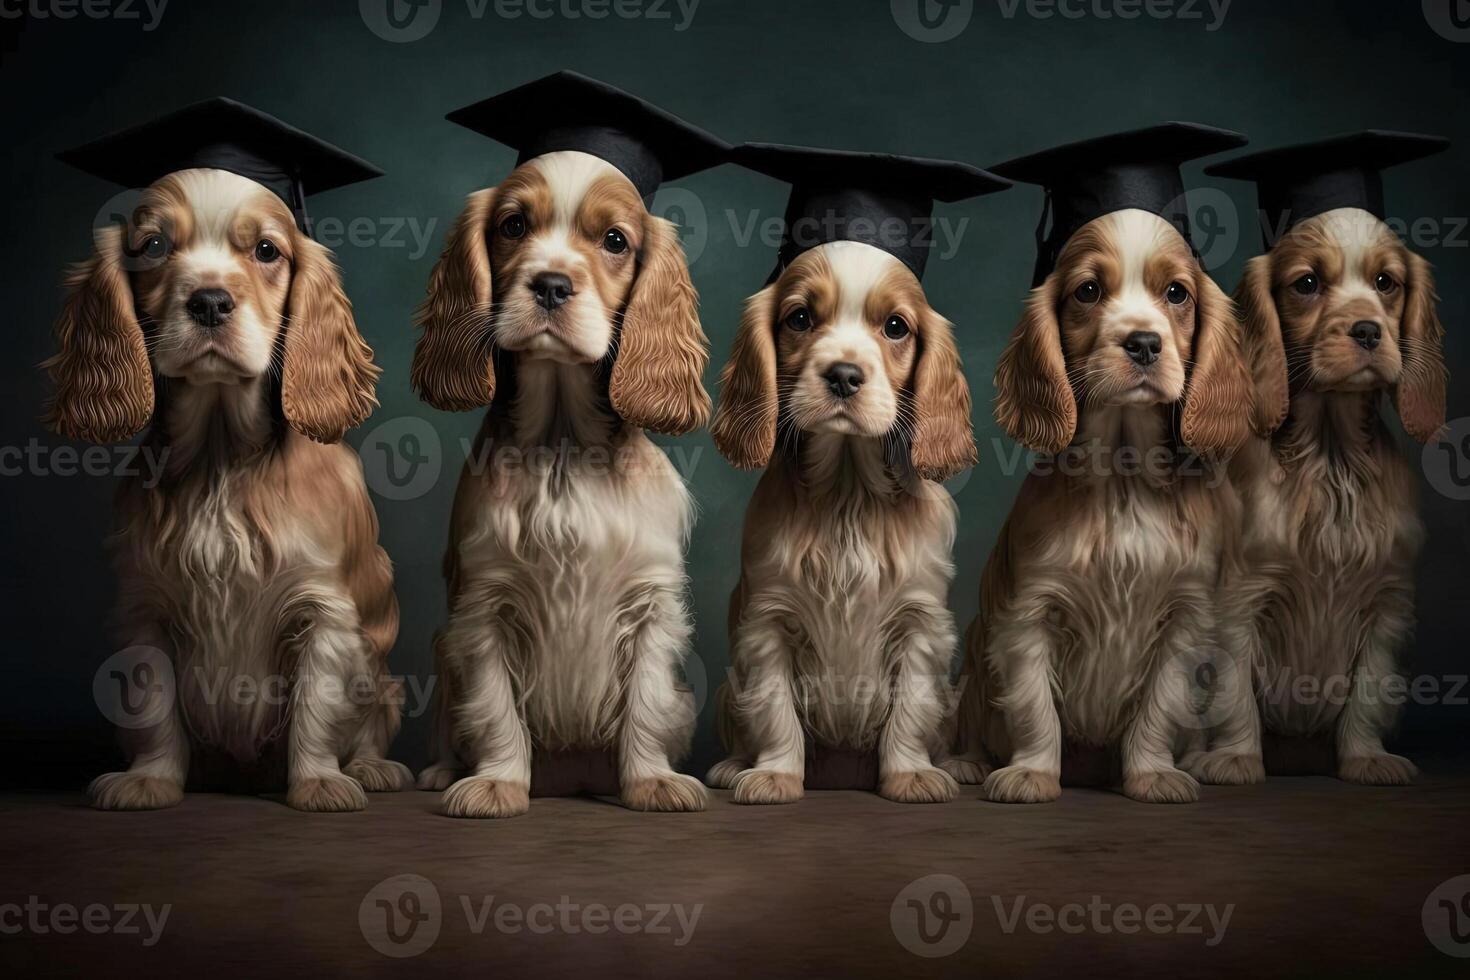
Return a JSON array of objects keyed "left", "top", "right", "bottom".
[{"left": 2, "top": 0, "right": 1467, "bottom": 785}]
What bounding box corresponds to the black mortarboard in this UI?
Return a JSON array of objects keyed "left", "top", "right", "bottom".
[
  {"left": 445, "top": 70, "right": 730, "bottom": 202},
  {"left": 1205, "top": 130, "right": 1450, "bottom": 249},
  {"left": 732, "top": 142, "right": 1011, "bottom": 282},
  {"left": 991, "top": 123, "right": 1249, "bottom": 286},
  {"left": 56, "top": 97, "right": 383, "bottom": 235}
]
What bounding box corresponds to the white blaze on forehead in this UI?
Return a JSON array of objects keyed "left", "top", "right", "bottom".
[
  {"left": 529, "top": 150, "right": 633, "bottom": 229},
  {"left": 1317, "top": 207, "right": 1388, "bottom": 301},
  {"left": 1107, "top": 209, "right": 1183, "bottom": 290},
  {"left": 821, "top": 240, "right": 909, "bottom": 321},
  {"left": 172, "top": 168, "right": 285, "bottom": 244}
]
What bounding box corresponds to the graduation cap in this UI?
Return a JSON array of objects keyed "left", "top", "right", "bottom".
[
  {"left": 445, "top": 70, "right": 730, "bottom": 202},
  {"left": 56, "top": 97, "right": 383, "bottom": 235},
  {"left": 732, "top": 142, "right": 1012, "bottom": 282},
  {"left": 990, "top": 123, "right": 1249, "bottom": 286},
  {"left": 1204, "top": 130, "right": 1450, "bottom": 249}
]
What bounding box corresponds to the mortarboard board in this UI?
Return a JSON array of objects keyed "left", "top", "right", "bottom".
[
  {"left": 731, "top": 142, "right": 1012, "bottom": 282},
  {"left": 990, "top": 123, "right": 1248, "bottom": 286},
  {"left": 1204, "top": 130, "right": 1450, "bottom": 249},
  {"left": 56, "top": 97, "right": 383, "bottom": 236},
  {"left": 445, "top": 70, "right": 730, "bottom": 202}
]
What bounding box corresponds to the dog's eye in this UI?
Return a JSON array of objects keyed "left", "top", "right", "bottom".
[
  {"left": 1292, "top": 274, "right": 1320, "bottom": 296},
  {"left": 603, "top": 228, "right": 629, "bottom": 254},
  {"left": 1073, "top": 280, "right": 1100, "bottom": 304},
  {"left": 1375, "top": 273, "right": 1398, "bottom": 294},
  {"left": 140, "top": 234, "right": 170, "bottom": 261},
  {"left": 499, "top": 214, "right": 526, "bottom": 240},
  {"left": 883, "top": 315, "right": 910, "bottom": 340},
  {"left": 1165, "top": 282, "right": 1191, "bottom": 306},
  {"left": 254, "top": 239, "right": 280, "bottom": 263},
  {"left": 786, "top": 308, "right": 812, "bottom": 331}
]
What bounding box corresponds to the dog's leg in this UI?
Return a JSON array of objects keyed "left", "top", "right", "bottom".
[
  {"left": 982, "top": 612, "right": 1062, "bottom": 804},
  {"left": 705, "top": 681, "right": 750, "bottom": 789},
  {"left": 878, "top": 606, "right": 959, "bottom": 803},
  {"left": 1182, "top": 596, "right": 1266, "bottom": 786},
  {"left": 1121, "top": 598, "right": 1211, "bottom": 804},
  {"left": 286, "top": 595, "right": 374, "bottom": 812},
  {"left": 619, "top": 587, "right": 707, "bottom": 812},
  {"left": 342, "top": 674, "right": 412, "bottom": 793},
  {"left": 416, "top": 633, "right": 466, "bottom": 791},
  {"left": 89, "top": 623, "right": 188, "bottom": 811},
  {"left": 438, "top": 607, "right": 532, "bottom": 819},
  {"left": 1337, "top": 584, "right": 1417, "bottom": 785},
  {"left": 728, "top": 618, "right": 805, "bottom": 805},
  {"left": 939, "top": 619, "right": 994, "bottom": 785}
]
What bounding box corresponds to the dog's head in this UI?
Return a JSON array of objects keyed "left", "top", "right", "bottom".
[
  {"left": 412, "top": 150, "right": 710, "bottom": 434},
  {"left": 994, "top": 209, "right": 1250, "bottom": 457},
  {"left": 710, "top": 241, "right": 976, "bottom": 482},
  {"left": 1236, "top": 207, "right": 1446, "bottom": 442},
  {"left": 43, "top": 168, "right": 378, "bottom": 444}
]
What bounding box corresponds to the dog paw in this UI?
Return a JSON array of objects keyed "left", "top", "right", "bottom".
[
  {"left": 880, "top": 767, "right": 959, "bottom": 804},
  {"left": 1123, "top": 768, "right": 1200, "bottom": 804},
  {"left": 622, "top": 772, "right": 708, "bottom": 812},
  {"left": 88, "top": 772, "right": 184, "bottom": 811},
  {"left": 731, "top": 769, "right": 804, "bottom": 805},
  {"left": 344, "top": 757, "right": 413, "bottom": 793},
  {"left": 939, "top": 757, "right": 991, "bottom": 785},
  {"left": 415, "top": 763, "right": 463, "bottom": 792},
  {"left": 1339, "top": 753, "right": 1417, "bottom": 786},
  {"left": 442, "top": 776, "right": 530, "bottom": 819},
  {"left": 287, "top": 773, "right": 369, "bottom": 812},
  {"left": 983, "top": 766, "right": 1061, "bottom": 804},
  {"left": 705, "top": 758, "right": 749, "bottom": 790},
  {"left": 1186, "top": 752, "right": 1265, "bottom": 786}
]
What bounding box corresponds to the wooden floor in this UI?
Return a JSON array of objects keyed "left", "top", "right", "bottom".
[{"left": 3, "top": 764, "right": 1469, "bottom": 978}]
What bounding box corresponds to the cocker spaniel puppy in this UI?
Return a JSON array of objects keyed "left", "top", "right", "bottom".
[
  {"left": 411, "top": 145, "right": 713, "bottom": 817},
  {"left": 705, "top": 240, "right": 978, "bottom": 805},
  {"left": 45, "top": 164, "right": 406, "bottom": 812},
  {"left": 1224, "top": 210, "right": 1445, "bottom": 783},
  {"left": 951, "top": 208, "right": 1256, "bottom": 804}
]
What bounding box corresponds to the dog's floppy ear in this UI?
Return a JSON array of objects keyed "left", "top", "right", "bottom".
[
  {"left": 412, "top": 188, "right": 497, "bottom": 412},
  {"left": 994, "top": 274, "right": 1075, "bottom": 454},
  {"left": 1395, "top": 251, "right": 1447, "bottom": 443},
  {"left": 42, "top": 224, "right": 154, "bottom": 443},
  {"left": 609, "top": 214, "right": 711, "bottom": 434},
  {"left": 1235, "top": 254, "right": 1289, "bottom": 438},
  {"left": 1180, "top": 269, "right": 1251, "bottom": 456},
  {"left": 711, "top": 286, "right": 779, "bottom": 469},
  {"left": 280, "top": 235, "right": 380, "bottom": 443},
  {"left": 910, "top": 306, "right": 977, "bottom": 482}
]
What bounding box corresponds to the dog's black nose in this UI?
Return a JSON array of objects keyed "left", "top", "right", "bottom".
[
  {"left": 530, "top": 272, "right": 574, "bottom": 311},
  {"left": 823, "top": 362, "right": 865, "bottom": 400},
  {"left": 1350, "top": 320, "right": 1382, "bottom": 351},
  {"left": 1123, "top": 331, "right": 1162, "bottom": 366},
  {"left": 185, "top": 288, "right": 235, "bottom": 329}
]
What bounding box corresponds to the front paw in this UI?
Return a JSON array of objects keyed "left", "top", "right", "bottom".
[
  {"left": 705, "top": 757, "right": 748, "bottom": 790},
  {"left": 622, "top": 772, "right": 708, "bottom": 812},
  {"left": 731, "top": 769, "right": 804, "bottom": 805},
  {"left": 1339, "top": 753, "right": 1417, "bottom": 786},
  {"left": 288, "top": 773, "right": 369, "bottom": 812},
  {"left": 983, "top": 766, "right": 1061, "bottom": 804},
  {"left": 1186, "top": 752, "right": 1266, "bottom": 786},
  {"left": 1123, "top": 768, "right": 1200, "bottom": 804},
  {"left": 344, "top": 757, "right": 413, "bottom": 793},
  {"left": 415, "top": 762, "right": 463, "bottom": 792},
  {"left": 939, "top": 757, "right": 991, "bottom": 785},
  {"left": 88, "top": 772, "right": 184, "bottom": 811},
  {"left": 880, "top": 767, "right": 959, "bottom": 804},
  {"left": 442, "top": 776, "right": 530, "bottom": 819}
]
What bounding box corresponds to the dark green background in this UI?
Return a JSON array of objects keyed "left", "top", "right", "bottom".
[{"left": 3, "top": 0, "right": 1467, "bottom": 785}]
